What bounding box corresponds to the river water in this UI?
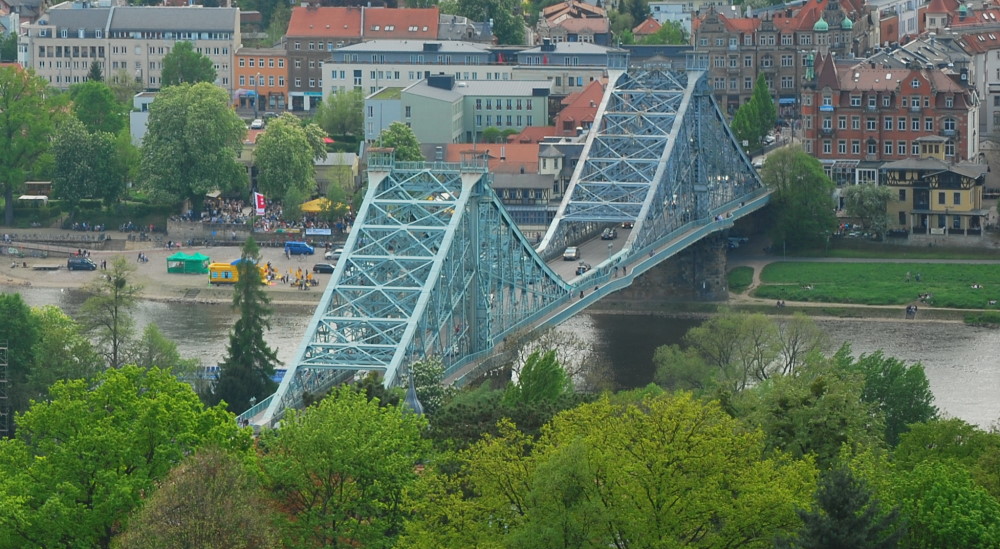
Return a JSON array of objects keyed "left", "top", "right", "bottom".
[{"left": 5, "top": 286, "right": 999, "bottom": 427}]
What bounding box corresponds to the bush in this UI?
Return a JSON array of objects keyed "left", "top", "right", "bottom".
[{"left": 727, "top": 266, "right": 753, "bottom": 294}]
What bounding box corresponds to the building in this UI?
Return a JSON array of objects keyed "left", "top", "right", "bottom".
[
  {"left": 129, "top": 91, "right": 156, "bottom": 146},
  {"left": 437, "top": 13, "right": 493, "bottom": 43},
  {"left": 364, "top": 86, "right": 403, "bottom": 142},
  {"left": 801, "top": 52, "right": 979, "bottom": 185},
  {"left": 513, "top": 41, "right": 625, "bottom": 95},
  {"left": 881, "top": 156, "right": 987, "bottom": 243},
  {"left": 19, "top": 2, "right": 239, "bottom": 91},
  {"left": 632, "top": 16, "right": 662, "bottom": 40},
  {"left": 284, "top": 6, "right": 439, "bottom": 110},
  {"left": 692, "top": 0, "right": 871, "bottom": 115},
  {"left": 234, "top": 46, "right": 288, "bottom": 112},
  {"left": 536, "top": 0, "right": 610, "bottom": 45},
  {"left": 400, "top": 75, "right": 551, "bottom": 143},
  {"left": 553, "top": 78, "right": 604, "bottom": 136}
]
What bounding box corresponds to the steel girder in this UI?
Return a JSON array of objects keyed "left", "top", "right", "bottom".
[{"left": 256, "top": 153, "right": 568, "bottom": 426}]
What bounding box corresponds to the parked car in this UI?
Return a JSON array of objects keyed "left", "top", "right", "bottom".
[
  {"left": 763, "top": 134, "right": 776, "bottom": 145},
  {"left": 324, "top": 247, "right": 343, "bottom": 261},
  {"left": 67, "top": 257, "right": 97, "bottom": 271},
  {"left": 284, "top": 241, "right": 315, "bottom": 255},
  {"left": 563, "top": 246, "right": 580, "bottom": 261},
  {"left": 601, "top": 228, "right": 618, "bottom": 240},
  {"left": 250, "top": 118, "right": 265, "bottom": 129},
  {"left": 313, "top": 263, "right": 335, "bottom": 274},
  {"left": 575, "top": 262, "right": 592, "bottom": 275}
]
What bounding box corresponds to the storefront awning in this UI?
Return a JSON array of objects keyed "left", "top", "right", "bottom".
[{"left": 779, "top": 97, "right": 797, "bottom": 105}]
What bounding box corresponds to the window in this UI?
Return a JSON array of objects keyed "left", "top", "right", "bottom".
[
  {"left": 912, "top": 118, "right": 920, "bottom": 131},
  {"left": 308, "top": 79, "right": 315, "bottom": 88},
  {"left": 899, "top": 211, "right": 907, "bottom": 225},
  {"left": 475, "top": 99, "right": 481, "bottom": 109},
  {"left": 899, "top": 189, "right": 907, "bottom": 201},
  {"left": 248, "top": 58, "right": 255, "bottom": 67},
  {"left": 944, "top": 118, "right": 956, "bottom": 131},
  {"left": 294, "top": 78, "right": 301, "bottom": 87},
  {"left": 911, "top": 78, "right": 920, "bottom": 88},
  {"left": 912, "top": 143, "right": 920, "bottom": 155},
  {"left": 838, "top": 140, "right": 847, "bottom": 154},
  {"left": 295, "top": 59, "right": 301, "bottom": 68},
  {"left": 851, "top": 116, "right": 860, "bottom": 129},
  {"left": 938, "top": 192, "right": 946, "bottom": 204},
  {"left": 852, "top": 140, "right": 860, "bottom": 154},
  {"left": 278, "top": 76, "right": 284, "bottom": 86},
  {"left": 761, "top": 55, "right": 773, "bottom": 68},
  {"left": 867, "top": 119, "right": 876, "bottom": 131},
  {"left": 781, "top": 54, "right": 793, "bottom": 67},
  {"left": 868, "top": 96, "right": 877, "bottom": 108},
  {"left": 714, "top": 56, "right": 725, "bottom": 68},
  {"left": 898, "top": 141, "right": 906, "bottom": 155},
  {"left": 868, "top": 140, "right": 877, "bottom": 154},
  {"left": 744, "top": 77, "right": 753, "bottom": 89},
  {"left": 781, "top": 76, "right": 793, "bottom": 89},
  {"left": 945, "top": 141, "right": 955, "bottom": 156},
  {"left": 946, "top": 96, "right": 954, "bottom": 108},
  {"left": 884, "top": 141, "right": 893, "bottom": 155},
  {"left": 953, "top": 215, "right": 961, "bottom": 230},
  {"left": 838, "top": 116, "right": 847, "bottom": 129},
  {"left": 405, "top": 106, "right": 411, "bottom": 117},
  {"left": 239, "top": 58, "right": 245, "bottom": 67},
  {"left": 884, "top": 117, "right": 893, "bottom": 130},
  {"left": 744, "top": 55, "right": 753, "bottom": 67},
  {"left": 278, "top": 59, "right": 284, "bottom": 68},
  {"left": 729, "top": 57, "right": 738, "bottom": 68},
  {"left": 898, "top": 117, "right": 906, "bottom": 131},
  {"left": 850, "top": 95, "right": 861, "bottom": 106},
  {"left": 822, "top": 117, "right": 832, "bottom": 130},
  {"left": 294, "top": 42, "right": 300, "bottom": 50},
  {"left": 239, "top": 75, "right": 245, "bottom": 86},
  {"left": 953, "top": 192, "right": 961, "bottom": 205},
  {"left": 269, "top": 59, "right": 274, "bottom": 68},
  {"left": 822, "top": 141, "right": 832, "bottom": 154},
  {"left": 882, "top": 95, "right": 891, "bottom": 107}
]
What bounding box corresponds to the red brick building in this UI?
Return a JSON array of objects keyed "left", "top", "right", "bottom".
[{"left": 800, "top": 53, "right": 980, "bottom": 185}]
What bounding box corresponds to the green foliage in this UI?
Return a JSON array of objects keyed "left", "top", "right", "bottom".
[
  {"left": 893, "top": 418, "right": 993, "bottom": 471},
  {"left": 108, "top": 68, "right": 144, "bottom": 103},
  {"left": 259, "top": 386, "right": 429, "bottom": 549},
  {"left": 86, "top": 60, "right": 103, "bottom": 82},
  {"left": 779, "top": 467, "right": 903, "bottom": 549},
  {"left": 281, "top": 185, "right": 308, "bottom": 221},
  {"left": 117, "top": 446, "right": 278, "bottom": 549},
  {"left": 69, "top": 80, "right": 126, "bottom": 134},
  {"left": 456, "top": 0, "right": 525, "bottom": 44},
  {"left": 481, "top": 126, "right": 502, "bottom": 143},
  {"left": 751, "top": 73, "right": 777, "bottom": 136},
  {"left": 52, "top": 117, "right": 126, "bottom": 208},
  {"left": 837, "top": 349, "right": 937, "bottom": 446},
  {"left": 0, "top": 66, "right": 60, "bottom": 225},
  {"left": 377, "top": 122, "right": 424, "bottom": 161},
  {"left": 0, "top": 294, "right": 40, "bottom": 417},
  {"left": 25, "top": 305, "right": 102, "bottom": 402},
  {"left": 0, "top": 33, "right": 16, "bottom": 62},
  {"left": 79, "top": 255, "right": 142, "bottom": 368},
  {"left": 314, "top": 89, "right": 364, "bottom": 137},
  {"left": 0, "top": 366, "right": 249, "bottom": 549},
  {"left": 211, "top": 237, "right": 279, "bottom": 413},
  {"left": 683, "top": 311, "right": 780, "bottom": 391},
  {"left": 755, "top": 261, "right": 1000, "bottom": 309},
  {"left": 132, "top": 323, "right": 201, "bottom": 380},
  {"left": 640, "top": 19, "right": 688, "bottom": 44},
  {"left": 503, "top": 350, "right": 572, "bottom": 407},
  {"left": 160, "top": 40, "right": 217, "bottom": 87},
  {"left": 621, "top": 0, "right": 649, "bottom": 25},
  {"left": 844, "top": 184, "right": 894, "bottom": 240},
  {"left": 890, "top": 461, "right": 1000, "bottom": 548},
  {"left": 254, "top": 113, "right": 318, "bottom": 199},
  {"left": 727, "top": 265, "right": 754, "bottom": 293},
  {"left": 406, "top": 357, "right": 452, "bottom": 415},
  {"left": 403, "top": 393, "right": 818, "bottom": 548},
  {"left": 652, "top": 343, "right": 711, "bottom": 391},
  {"left": 140, "top": 82, "right": 246, "bottom": 209},
  {"left": 762, "top": 146, "right": 838, "bottom": 250}
]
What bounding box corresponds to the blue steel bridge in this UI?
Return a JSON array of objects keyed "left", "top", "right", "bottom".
[{"left": 242, "top": 64, "right": 770, "bottom": 428}]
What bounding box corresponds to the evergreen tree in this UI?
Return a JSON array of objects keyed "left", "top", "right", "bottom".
[
  {"left": 780, "top": 467, "right": 904, "bottom": 549},
  {"left": 211, "top": 237, "right": 279, "bottom": 413},
  {"left": 751, "top": 73, "right": 777, "bottom": 138},
  {"left": 86, "top": 61, "right": 103, "bottom": 82}
]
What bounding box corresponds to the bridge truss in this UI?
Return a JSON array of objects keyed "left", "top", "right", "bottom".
[{"left": 246, "top": 66, "right": 766, "bottom": 427}]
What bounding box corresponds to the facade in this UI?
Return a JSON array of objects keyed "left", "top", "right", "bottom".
[
  {"left": 437, "top": 14, "right": 493, "bottom": 43},
  {"left": 284, "top": 6, "right": 439, "bottom": 111},
  {"left": 234, "top": 46, "right": 288, "bottom": 112},
  {"left": 692, "top": 0, "right": 872, "bottom": 115},
  {"left": 801, "top": 52, "right": 979, "bottom": 184},
  {"left": 128, "top": 90, "right": 156, "bottom": 146},
  {"left": 364, "top": 86, "right": 403, "bottom": 142},
  {"left": 882, "top": 156, "right": 987, "bottom": 242},
  {"left": 401, "top": 75, "right": 552, "bottom": 143},
  {"left": 515, "top": 40, "right": 627, "bottom": 69},
  {"left": 20, "top": 2, "right": 239, "bottom": 91}
]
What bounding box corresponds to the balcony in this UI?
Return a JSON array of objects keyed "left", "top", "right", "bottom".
[
  {"left": 819, "top": 127, "right": 834, "bottom": 136},
  {"left": 910, "top": 105, "right": 922, "bottom": 113},
  {"left": 941, "top": 129, "right": 957, "bottom": 137}
]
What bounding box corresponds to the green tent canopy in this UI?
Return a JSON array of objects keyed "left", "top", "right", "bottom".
[{"left": 166, "top": 252, "right": 211, "bottom": 274}]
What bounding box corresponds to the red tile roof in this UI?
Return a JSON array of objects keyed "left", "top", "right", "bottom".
[
  {"left": 444, "top": 143, "right": 539, "bottom": 173},
  {"left": 633, "top": 16, "right": 661, "bottom": 36},
  {"left": 364, "top": 7, "right": 439, "bottom": 39},
  {"left": 508, "top": 126, "right": 558, "bottom": 143},
  {"left": 542, "top": 0, "right": 605, "bottom": 21},
  {"left": 556, "top": 79, "right": 604, "bottom": 134},
  {"left": 287, "top": 6, "right": 363, "bottom": 39},
  {"left": 956, "top": 30, "right": 1000, "bottom": 53}
]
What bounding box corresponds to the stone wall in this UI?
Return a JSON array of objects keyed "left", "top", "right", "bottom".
[{"left": 612, "top": 235, "right": 729, "bottom": 303}]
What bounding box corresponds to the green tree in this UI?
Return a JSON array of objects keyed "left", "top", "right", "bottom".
[
  {"left": 52, "top": 117, "right": 126, "bottom": 209},
  {"left": 314, "top": 89, "right": 364, "bottom": 137},
  {"left": 108, "top": 67, "right": 143, "bottom": 103},
  {"left": 132, "top": 323, "right": 201, "bottom": 380},
  {"left": 730, "top": 99, "right": 760, "bottom": 149},
  {"left": 211, "top": 237, "right": 280, "bottom": 413},
  {"left": 652, "top": 343, "right": 712, "bottom": 391},
  {"left": 69, "top": 80, "right": 127, "bottom": 134},
  {"left": 254, "top": 112, "right": 318, "bottom": 199},
  {"left": 405, "top": 357, "right": 452, "bottom": 416},
  {"left": 86, "top": 61, "right": 103, "bottom": 82},
  {"left": 140, "top": 82, "right": 246, "bottom": 211},
  {"left": 0, "top": 366, "right": 250, "bottom": 549},
  {"left": 117, "top": 446, "right": 279, "bottom": 549},
  {"left": 762, "top": 146, "right": 838, "bottom": 250},
  {"left": 403, "top": 393, "right": 818, "bottom": 548},
  {"left": 893, "top": 418, "right": 992, "bottom": 471},
  {"left": 843, "top": 183, "right": 894, "bottom": 240},
  {"left": 160, "top": 40, "right": 217, "bottom": 87},
  {"left": 0, "top": 65, "right": 59, "bottom": 226},
  {"left": 377, "top": 122, "right": 424, "bottom": 161},
  {"left": 456, "top": 0, "right": 525, "bottom": 44},
  {"left": 502, "top": 349, "right": 572, "bottom": 407},
  {"left": 779, "top": 467, "right": 904, "bottom": 549},
  {"left": 0, "top": 34, "right": 16, "bottom": 62},
  {"left": 891, "top": 461, "right": 1000, "bottom": 548},
  {"left": 113, "top": 129, "right": 141, "bottom": 197},
  {"left": 0, "top": 294, "right": 40, "bottom": 418},
  {"left": 751, "top": 73, "right": 777, "bottom": 138},
  {"left": 838, "top": 348, "right": 937, "bottom": 446},
  {"left": 481, "top": 126, "right": 502, "bottom": 143},
  {"left": 281, "top": 185, "right": 308, "bottom": 222},
  {"left": 259, "top": 385, "right": 429, "bottom": 549},
  {"left": 79, "top": 256, "right": 142, "bottom": 369},
  {"left": 24, "top": 305, "right": 102, "bottom": 402},
  {"left": 640, "top": 19, "right": 688, "bottom": 44},
  {"left": 683, "top": 311, "right": 780, "bottom": 392}
]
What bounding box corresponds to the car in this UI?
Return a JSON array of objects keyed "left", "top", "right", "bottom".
[
  {"left": 284, "top": 241, "right": 315, "bottom": 255},
  {"left": 763, "top": 134, "right": 776, "bottom": 145},
  {"left": 752, "top": 159, "right": 765, "bottom": 169},
  {"left": 324, "top": 247, "right": 343, "bottom": 261},
  {"left": 250, "top": 119, "right": 264, "bottom": 129},
  {"left": 563, "top": 246, "right": 580, "bottom": 261},
  {"left": 312, "top": 263, "right": 335, "bottom": 274},
  {"left": 263, "top": 111, "right": 278, "bottom": 119},
  {"left": 575, "top": 262, "right": 592, "bottom": 275},
  {"left": 621, "top": 221, "right": 634, "bottom": 229},
  {"left": 601, "top": 228, "right": 618, "bottom": 240},
  {"left": 67, "top": 257, "right": 97, "bottom": 271}
]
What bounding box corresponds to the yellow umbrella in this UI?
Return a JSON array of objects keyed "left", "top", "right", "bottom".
[{"left": 300, "top": 197, "right": 332, "bottom": 213}]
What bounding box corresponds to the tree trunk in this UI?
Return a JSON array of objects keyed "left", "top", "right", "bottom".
[{"left": 4, "top": 186, "right": 13, "bottom": 226}]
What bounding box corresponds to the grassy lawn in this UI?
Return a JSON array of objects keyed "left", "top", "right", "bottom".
[
  {"left": 727, "top": 266, "right": 754, "bottom": 294},
  {"left": 792, "top": 238, "right": 1000, "bottom": 260},
  {"left": 754, "top": 262, "right": 1000, "bottom": 309}
]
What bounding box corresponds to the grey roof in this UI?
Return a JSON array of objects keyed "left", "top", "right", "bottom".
[
  {"left": 45, "top": 4, "right": 112, "bottom": 32},
  {"left": 539, "top": 144, "right": 562, "bottom": 158},
  {"left": 437, "top": 14, "right": 493, "bottom": 41},
  {"left": 336, "top": 39, "right": 490, "bottom": 54},
  {"left": 405, "top": 79, "right": 552, "bottom": 99},
  {"left": 317, "top": 152, "right": 358, "bottom": 166},
  {"left": 520, "top": 42, "right": 626, "bottom": 55},
  {"left": 493, "top": 173, "right": 554, "bottom": 189},
  {"left": 235, "top": 46, "right": 285, "bottom": 56},
  {"left": 880, "top": 157, "right": 987, "bottom": 179},
  {"left": 403, "top": 80, "right": 462, "bottom": 101},
  {"left": 109, "top": 6, "right": 238, "bottom": 32}
]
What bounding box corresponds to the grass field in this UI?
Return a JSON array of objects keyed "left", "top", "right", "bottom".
[
  {"left": 753, "top": 261, "right": 1000, "bottom": 309},
  {"left": 726, "top": 266, "right": 753, "bottom": 294}
]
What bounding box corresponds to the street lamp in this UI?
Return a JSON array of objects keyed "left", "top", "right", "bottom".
[{"left": 254, "top": 72, "right": 262, "bottom": 119}]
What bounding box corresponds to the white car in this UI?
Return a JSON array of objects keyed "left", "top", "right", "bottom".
[
  {"left": 752, "top": 159, "right": 764, "bottom": 169},
  {"left": 763, "top": 134, "right": 776, "bottom": 145},
  {"left": 250, "top": 119, "right": 264, "bottom": 129},
  {"left": 324, "top": 248, "right": 343, "bottom": 261}
]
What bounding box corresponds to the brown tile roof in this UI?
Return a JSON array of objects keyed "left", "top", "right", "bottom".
[
  {"left": 956, "top": 31, "right": 1000, "bottom": 53},
  {"left": 556, "top": 17, "right": 610, "bottom": 33},
  {"left": 364, "top": 7, "right": 439, "bottom": 39},
  {"left": 632, "top": 16, "right": 661, "bottom": 36},
  {"left": 508, "top": 126, "right": 558, "bottom": 143},
  {"left": 541, "top": 0, "right": 605, "bottom": 21},
  {"left": 444, "top": 143, "right": 539, "bottom": 173},
  {"left": 950, "top": 6, "right": 1000, "bottom": 28},
  {"left": 287, "top": 6, "right": 363, "bottom": 39},
  {"left": 556, "top": 78, "right": 604, "bottom": 132}
]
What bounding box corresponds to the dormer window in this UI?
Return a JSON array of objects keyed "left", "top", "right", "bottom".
[
  {"left": 945, "top": 96, "right": 954, "bottom": 108},
  {"left": 911, "top": 78, "right": 920, "bottom": 88}
]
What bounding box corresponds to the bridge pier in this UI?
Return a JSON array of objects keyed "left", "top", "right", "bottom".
[{"left": 615, "top": 235, "right": 729, "bottom": 304}]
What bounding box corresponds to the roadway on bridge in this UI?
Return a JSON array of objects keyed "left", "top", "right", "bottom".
[{"left": 546, "top": 226, "right": 633, "bottom": 282}]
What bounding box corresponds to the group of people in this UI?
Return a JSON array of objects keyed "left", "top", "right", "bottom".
[
  {"left": 270, "top": 265, "right": 318, "bottom": 290},
  {"left": 905, "top": 304, "right": 919, "bottom": 319},
  {"left": 136, "top": 252, "right": 150, "bottom": 263}
]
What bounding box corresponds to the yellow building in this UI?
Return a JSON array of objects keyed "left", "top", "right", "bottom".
[{"left": 882, "top": 155, "right": 987, "bottom": 242}]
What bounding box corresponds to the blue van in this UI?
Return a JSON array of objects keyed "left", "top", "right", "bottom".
[{"left": 284, "top": 241, "right": 315, "bottom": 255}]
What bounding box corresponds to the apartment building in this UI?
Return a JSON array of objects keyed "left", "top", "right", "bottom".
[
  {"left": 20, "top": 2, "right": 239, "bottom": 91},
  {"left": 234, "top": 46, "right": 287, "bottom": 112}
]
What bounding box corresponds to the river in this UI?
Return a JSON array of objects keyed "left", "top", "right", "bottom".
[{"left": 5, "top": 286, "right": 999, "bottom": 427}]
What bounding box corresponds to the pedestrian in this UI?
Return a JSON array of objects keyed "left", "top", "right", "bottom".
[
  {"left": 915, "top": 273, "right": 922, "bottom": 282},
  {"left": 905, "top": 271, "right": 911, "bottom": 282},
  {"left": 580, "top": 290, "right": 585, "bottom": 299}
]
